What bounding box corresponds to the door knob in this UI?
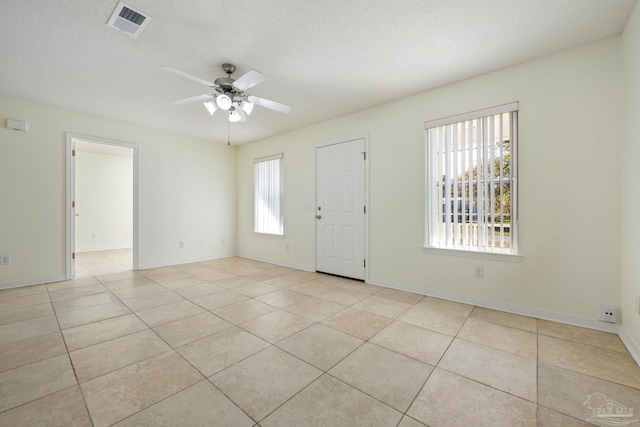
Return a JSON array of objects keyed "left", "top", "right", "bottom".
[
  {"left": 316, "top": 215, "right": 322, "bottom": 219},
  {"left": 75, "top": 213, "right": 80, "bottom": 217}
]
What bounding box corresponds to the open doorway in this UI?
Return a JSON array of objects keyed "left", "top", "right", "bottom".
[{"left": 66, "top": 134, "right": 139, "bottom": 279}]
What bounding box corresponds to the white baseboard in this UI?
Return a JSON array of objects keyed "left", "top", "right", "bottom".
[
  {"left": 76, "top": 244, "right": 132, "bottom": 253},
  {"left": 139, "top": 252, "right": 314, "bottom": 273},
  {"left": 618, "top": 329, "right": 640, "bottom": 366},
  {"left": 0, "top": 275, "right": 67, "bottom": 290},
  {"left": 236, "top": 253, "right": 314, "bottom": 272},
  {"left": 366, "top": 276, "right": 640, "bottom": 364},
  {"left": 137, "top": 253, "right": 236, "bottom": 270}
]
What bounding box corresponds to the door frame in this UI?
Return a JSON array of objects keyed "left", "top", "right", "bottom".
[
  {"left": 65, "top": 133, "right": 140, "bottom": 279},
  {"left": 314, "top": 133, "right": 369, "bottom": 281}
]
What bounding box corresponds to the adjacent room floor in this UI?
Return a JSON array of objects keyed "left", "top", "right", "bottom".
[{"left": 1, "top": 249, "right": 639, "bottom": 426}]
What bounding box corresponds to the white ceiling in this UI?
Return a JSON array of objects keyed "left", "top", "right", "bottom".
[{"left": 0, "top": 0, "right": 636, "bottom": 145}]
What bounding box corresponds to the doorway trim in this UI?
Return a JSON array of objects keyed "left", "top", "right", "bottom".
[
  {"left": 314, "top": 133, "right": 370, "bottom": 281},
  {"left": 65, "top": 133, "right": 140, "bottom": 279}
]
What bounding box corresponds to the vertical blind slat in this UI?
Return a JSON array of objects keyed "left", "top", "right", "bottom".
[
  {"left": 499, "top": 113, "right": 505, "bottom": 249},
  {"left": 461, "top": 121, "right": 467, "bottom": 248},
  {"left": 444, "top": 125, "right": 452, "bottom": 245},
  {"left": 452, "top": 123, "right": 458, "bottom": 245},
  {"left": 438, "top": 126, "right": 444, "bottom": 245},
  {"left": 511, "top": 111, "right": 518, "bottom": 251},
  {"left": 477, "top": 118, "right": 483, "bottom": 248},
  {"left": 467, "top": 120, "right": 473, "bottom": 248},
  {"left": 489, "top": 116, "right": 495, "bottom": 249}
]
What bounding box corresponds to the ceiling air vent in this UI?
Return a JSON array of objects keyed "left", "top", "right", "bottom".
[{"left": 107, "top": 2, "right": 151, "bottom": 38}]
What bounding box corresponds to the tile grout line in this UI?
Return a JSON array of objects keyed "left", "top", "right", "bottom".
[
  {"left": 71, "top": 259, "right": 191, "bottom": 425},
  {"left": 150, "top": 269, "right": 322, "bottom": 424},
  {"left": 68, "top": 252, "right": 136, "bottom": 427},
  {"left": 179, "top": 271, "right": 391, "bottom": 424},
  {"left": 47, "top": 277, "right": 96, "bottom": 427},
  {"left": 3, "top": 251, "right": 639, "bottom": 426},
  {"left": 399, "top": 309, "right": 470, "bottom": 422},
  {"left": 78, "top": 253, "right": 223, "bottom": 425}
]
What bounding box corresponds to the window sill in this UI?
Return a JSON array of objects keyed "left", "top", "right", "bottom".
[
  {"left": 421, "top": 246, "right": 523, "bottom": 262},
  {"left": 254, "top": 232, "right": 285, "bottom": 239}
]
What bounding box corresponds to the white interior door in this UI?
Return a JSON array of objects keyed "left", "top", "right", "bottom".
[{"left": 316, "top": 138, "right": 366, "bottom": 280}]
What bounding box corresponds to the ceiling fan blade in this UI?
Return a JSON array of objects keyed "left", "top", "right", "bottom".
[
  {"left": 232, "top": 69, "right": 266, "bottom": 91},
  {"left": 247, "top": 95, "right": 291, "bottom": 114},
  {"left": 162, "top": 66, "right": 217, "bottom": 87},
  {"left": 172, "top": 94, "right": 214, "bottom": 105}
]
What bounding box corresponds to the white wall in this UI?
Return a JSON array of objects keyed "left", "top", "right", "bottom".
[
  {"left": 622, "top": 5, "right": 640, "bottom": 353},
  {"left": 75, "top": 150, "right": 133, "bottom": 252},
  {"left": 0, "top": 95, "right": 237, "bottom": 287},
  {"left": 0, "top": 32, "right": 629, "bottom": 338},
  {"left": 238, "top": 37, "right": 622, "bottom": 324}
]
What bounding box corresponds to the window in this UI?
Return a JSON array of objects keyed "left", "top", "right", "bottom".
[
  {"left": 254, "top": 154, "right": 283, "bottom": 235},
  {"left": 425, "top": 103, "right": 518, "bottom": 255}
]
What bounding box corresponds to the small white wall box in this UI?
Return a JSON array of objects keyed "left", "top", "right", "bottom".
[{"left": 6, "top": 119, "right": 28, "bottom": 131}]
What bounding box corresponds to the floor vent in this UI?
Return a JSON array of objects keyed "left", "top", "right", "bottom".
[{"left": 107, "top": 2, "right": 151, "bottom": 38}]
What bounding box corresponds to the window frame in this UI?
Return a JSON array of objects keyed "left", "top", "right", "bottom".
[
  {"left": 254, "top": 153, "right": 284, "bottom": 236},
  {"left": 424, "top": 103, "right": 520, "bottom": 258}
]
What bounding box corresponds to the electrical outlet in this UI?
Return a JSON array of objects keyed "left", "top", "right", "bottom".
[
  {"left": 0, "top": 255, "right": 10, "bottom": 265},
  {"left": 473, "top": 266, "right": 484, "bottom": 279},
  {"left": 178, "top": 241, "right": 184, "bottom": 249},
  {"left": 598, "top": 304, "right": 617, "bottom": 323}
]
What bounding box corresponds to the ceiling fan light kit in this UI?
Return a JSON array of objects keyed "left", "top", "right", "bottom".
[
  {"left": 163, "top": 63, "right": 290, "bottom": 125},
  {"left": 215, "top": 93, "right": 232, "bottom": 110},
  {"left": 203, "top": 100, "right": 218, "bottom": 115},
  {"left": 240, "top": 100, "right": 254, "bottom": 115},
  {"left": 228, "top": 108, "right": 244, "bottom": 123}
]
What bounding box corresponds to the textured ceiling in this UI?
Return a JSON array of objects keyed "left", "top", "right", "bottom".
[{"left": 0, "top": 0, "right": 636, "bottom": 145}]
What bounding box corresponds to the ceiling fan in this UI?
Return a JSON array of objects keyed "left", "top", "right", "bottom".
[{"left": 163, "top": 63, "right": 291, "bottom": 123}]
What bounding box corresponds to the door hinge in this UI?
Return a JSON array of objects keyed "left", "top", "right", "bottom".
[
  {"left": 72, "top": 253, "right": 75, "bottom": 260},
  {"left": 72, "top": 201, "right": 75, "bottom": 208},
  {"left": 72, "top": 149, "right": 76, "bottom": 156},
  {"left": 362, "top": 152, "right": 366, "bottom": 160},
  {"left": 364, "top": 206, "right": 366, "bottom": 214},
  {"left": 364, "top": 259, "right": 366, "bottom": 268}
]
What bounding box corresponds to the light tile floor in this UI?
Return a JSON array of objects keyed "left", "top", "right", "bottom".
[{"left": 1, "top": 249, "right": 639, "bottom": 426}]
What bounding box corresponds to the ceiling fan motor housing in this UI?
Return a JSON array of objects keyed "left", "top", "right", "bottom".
[
  {"left": 214, "top": 77, "right": 236, "bottom": 89},
  {"left": 213, "top": 82, "right": 248, "bottom": 109}
]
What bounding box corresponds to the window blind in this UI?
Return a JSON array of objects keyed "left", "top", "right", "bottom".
[
  {"left": 426, "top": 103, "right": 518, "bottom": 254},
  {"left": 254, "top": 154, "right": 283, "bottom": 235}
]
